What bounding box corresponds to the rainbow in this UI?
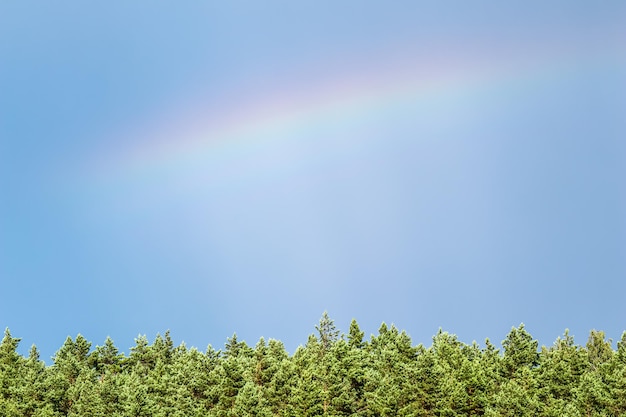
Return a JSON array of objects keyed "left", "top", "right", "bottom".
[{"left": 91, "top": 39, "right": 623, "bottom": 188}]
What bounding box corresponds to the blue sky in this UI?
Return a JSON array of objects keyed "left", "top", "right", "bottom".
[{"left": 1, "top": 2, "right": 625, "bottom": 361}]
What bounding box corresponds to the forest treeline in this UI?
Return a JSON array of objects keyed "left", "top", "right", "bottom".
[{"left": 1, "top": 313, "right": 626, "bottom": 417}]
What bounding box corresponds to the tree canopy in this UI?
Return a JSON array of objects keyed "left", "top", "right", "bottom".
[{"left": 1, "top": 316, "right": 625, "bottom": 416}]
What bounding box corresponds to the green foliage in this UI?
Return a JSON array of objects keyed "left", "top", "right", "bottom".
[
  {"left": 537, "top": 329, "right": 588, "bottom": 415},
  {"left": 502, "top": 324, "right": 538, "bottom": 377},
  {"left": 316, "top": 311, "right": 340, "bottom": 353},
  {"left": 1, "top": 317, "right": 625, "bottom": 416}
]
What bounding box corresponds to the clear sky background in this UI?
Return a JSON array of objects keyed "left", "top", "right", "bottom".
[{"left": 1, "top": 2, "right": 625, "bottom": 361}]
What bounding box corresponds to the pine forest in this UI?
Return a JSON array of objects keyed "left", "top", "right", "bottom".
[{"left": 1, "top": 313, "right": 626, "bottom": 416}]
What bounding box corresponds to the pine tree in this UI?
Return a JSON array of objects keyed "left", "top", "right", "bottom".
[
  {"left": 347, "top": 319, "right": 365, "bottom": 350},
  {"left": 128, "top": 334, "right": 155, "bottom": 374},
  {"left": 536, "top": 330, "right": 587, "bottom": 416},
  {"left": 167, "top": 346, "right": 207, "bottom": 415},
  {"left": 430, "top": 330, "right": 469, "bottom": 416},
  {"left": 47, "top": 335, "right": 93, "bottom": 415},
  {"left": 215, "top": 334, "right": 253, "bottom": 416},
  {"left": 344, "top": 320, "right": 368, "bottom": 415},
  {"left": 91, "top": 336, "right": 123, "bottom": 376},
  {"left": 365, "top": 324, "right": 420, "bottom": 417},
  {"left": 263, "top": 339, "right": 293, "bottom": 416},
  {"left": 479, "top": 339, "right": 503, "bottom": 415},
  {"left": 501, "top": 324, "right": 538, "bottom": 378},
  {"left": 18, "top": 345, "right": 50, "bottom": 417},
  {"left": 585, "top": 330, "right": 613, "bottom": 371},
  {"left": 224, "top": 333, "right": 252, "bottom": 359},
  {"left": 152, "top": 331, "right": 175, "bottom": 365},
  {"left": 316, "top": 312, "right": 340, "bottom": 354},
  {"left": 0, "top": 329, "right": 23, "bottom": 417},
  {"left": 411, "top": 344, "right": 438, "bottom": 416},
  {"left": 289, "top": 337, "right": 325, "bottom": 417},
  {"left": 605, "top": 332, "right": 626, "bottom": 415}
]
